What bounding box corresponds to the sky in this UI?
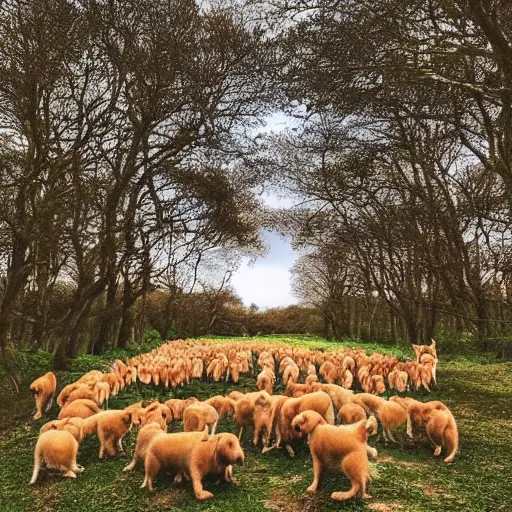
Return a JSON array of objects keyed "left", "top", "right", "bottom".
[
  {"left": 229, "top": 111, "right": 301, "bottom": 309},
  {"left": 230, "top": 229, "right": 299, "bottom": 309}
]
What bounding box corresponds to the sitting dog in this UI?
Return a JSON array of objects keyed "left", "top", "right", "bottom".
[
  {"left": 141, "top": 431, "right": 244, "bottom": 499},
  {"left": 29, "top": 430, "right": 83, "bottom": 484},
  {"left": 292, "top": 411, "right": 377, "bottom": 501},
  {"left": 30, "top": 372, "right": 57, "bottom": 420}
]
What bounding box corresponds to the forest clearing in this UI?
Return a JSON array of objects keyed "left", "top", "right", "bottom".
[{"left": 0, "top": 335, "right": 511, "bottom": 512}]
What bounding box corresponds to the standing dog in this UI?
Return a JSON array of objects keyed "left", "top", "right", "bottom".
[
  {"left": 30, "top": 372, "right": 57, "bottom": 420},
  {"left": 292, "top": 411, "right": 377, "bottom": 501},
  {"left": 29, "top": 430, "right": 83, "bottom": 484},
  {"left": 141, "top": 431, "right": 244, "bottom": 499}
]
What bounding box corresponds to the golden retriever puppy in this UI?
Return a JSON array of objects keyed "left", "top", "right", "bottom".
[
  {"left": 30, "top": 372, "right": 57, "bottom": 420},
  {"left": 413, "top": 339, "right": 437, "bottom": 362},
  {"left": 164, "top": 398, "right": 199, "bottom": 420},
  {"left": 256, "top": 394, "right": 289, "bottom": 451},
  {"left": 353, "top": 394, "right": 407, "bottom": 443},
  {"left": 337, "top": 403, "right": 367, "bottom": 425},
  {"left": 123, "top": 422, "right": 166, "bottom": 472},
  {"left": 292, "top": 411, "right": 376, "bottom": 501},
  {"left": 371, "top": 375, "right": 386, "bottom": 395},
  {"left": 310, "top": 382, "right": 354, "bottom": 410},
  {"left": 257, "top": 367, "right": 275, "bottom": 394},
  {"left": 64, "top": 384, "right": 98, "bottom": 405},
  {"left": 143, "top": 402, "right": 173, "bottom": 426},
  {"left": 40, "top": 417, "right": 84, "bottom": 443},
  {"left": 57, "top": 382, "right": 92, "bottom": 407},
  {"left": 277, "top": 391, "right": 335, "bottom": 455},
  {"left": 420, "top": 353, "right": 438, "bottom": 383},
  {"left": 230, "top": 391, "right": 268, "bottom": 441},
  {"left": 141, "top": 431, "right": 245, "bottom": 499},
  {"left": 183, "top": 403, "right": 219, "bottom": 435},
  {"left": 29, "top": 430, "right": 83, "bottom": 484},
  {"left": 82, "top": 410, "right": 133, "bottom": 458},
  {"left": 387, "top": 368, "right": 408, "bottom": 392},
  {"left": 58, "top": 398, "right": 100, "bottom": 420},
  {"left": 93, "top": 381, "right": 111, "bottom": 407},
  {"left": 390, "top": 397, "right": 457, "bottom": 462},
  {"left": 205, "top": 396, "right": 234, "bottom": 418},
  {"left": 285, "top": 381, "right": 311, "bottom": 398}
]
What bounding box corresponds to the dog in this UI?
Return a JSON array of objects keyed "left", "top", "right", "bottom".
[
  {"left": 141, "top": 431, "right": 244, "bottom": 499},
  {"left": 390, "top": 397, "right": 457, "bottom": 462},
  {"left": 123, "top": 422, "right": 166, "bottom": 472},
  {"left": 183, "top": 402, "right": 219, "bottom": 435},
  {"left": 292, "top": 411, "right": 376, "bottom": 501},
  {"left": 413, "top": 339, "right": 437, "bottom": 362},
  {"left": 29, "top": 372, "right": 57, "bottom": 420},
  {"left": 58, "top": 398, "right": 100, "bottom": 420},
  {"left": 337, "top": 403, "right": 367, "bottom": 425},
  {"left": 29, "top": 430, "right": 84, "bottom": 484},
  {"left": 82, "top": 410, "right": 133, "bottom": 458},
  {"left": 40, "top": 417, "right": 84, "bottom": 443},
  {"left": 275, "top": 391, "right": 335, "bottom": 456}
]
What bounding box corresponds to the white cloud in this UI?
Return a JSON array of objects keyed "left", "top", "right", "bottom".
[{"left": 231, "top": 264, "right": 297, "bottom": 309}]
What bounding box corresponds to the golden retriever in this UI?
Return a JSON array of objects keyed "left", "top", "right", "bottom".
[
  {"left": 183, "top": 402, "right": 219, "bottom": 435},
  {"left": 40, "top": 417, "right": 84, "bottom": 443},
  {"left": 123, "top": 422, "right": 166, "bottom": 472},
  {"left": 29, "top": 430, "right": 83, "bottom": 484},
  {"left": 82, "top": 410, "right": 133, "bottom": 458},
  {"left": 141, "top": 431, "right": 245, "bottom": 499},
  {"left": 58, "top": 398, "right": 100, "bottom": 420},
  {"left": 390, "top": 397, "right": 458, "bottom": 462},
  {"left": 292, "top": 411, "right": 377, "bottom": 501},
  {"left": 29, "top": 372, "right": 57, "bottom": 420}
]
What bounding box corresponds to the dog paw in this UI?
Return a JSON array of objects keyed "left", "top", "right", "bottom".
[
  {"left": 306, "top": 486, "right": 317, "bottom": 494},
  {"left": 433, "top": 446, "right": 442, "bottom": 456},
  {"left": 196, "top": 491, "right": 214, "bottom": 500}
]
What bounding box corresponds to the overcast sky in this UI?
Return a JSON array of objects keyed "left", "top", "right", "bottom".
[
  {"left": 231, "top": 229, "right": 299, "bottom": 309},
  {"left": 230, "top": 111, "right": 301, "bottom": 309}
]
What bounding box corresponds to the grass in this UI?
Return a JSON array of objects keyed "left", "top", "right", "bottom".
[{"left": 0, "top": 335, "right": 511, "bottom": 512}]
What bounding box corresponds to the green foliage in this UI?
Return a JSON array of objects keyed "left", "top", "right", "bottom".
[
  {"left": 69, "top": 355, "right": 110, "bottom": 374},
  {"left": 0, "top": 350, "right": 53, "bottom": 385},
  {"left": 126, "top": 328, "right": 163, "bottom": 353},
  {"left": 1, "top": 336, "right": 511, "bottom": 512}
]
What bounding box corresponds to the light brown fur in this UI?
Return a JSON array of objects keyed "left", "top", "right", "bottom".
[
  {"left": 141, "top": 432, "right": 244, "bottom": 499},
  {"left": 183, "top": 403, "right": 219, "bottom": 435},
  {"left": 82, "top": 410, "right": 133, "bottom": 458},
  {"left": 58, "top": 399, "right": 100, "bottom": 420},
  {"left": 337, "top": 403, "right": 367, "bottom": 425},
  {"left": 292, "top": 411, "right": 375, "bottom": 501},
  {"left": 40, "top": 417, "right": 84, "bottom": 443},
  {"left": 123, "top": 422, "right": 166, "bottom": 472},
  {"left": 29, "top": 430, "right": 83, "bottom": 484},
  {"left": 29, "top": 372, "right": 57, "bottom": 420}
]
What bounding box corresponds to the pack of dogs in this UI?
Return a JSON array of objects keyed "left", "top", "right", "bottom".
[{"left": 28, "top": 339, "right": 458, "bottom": 501}]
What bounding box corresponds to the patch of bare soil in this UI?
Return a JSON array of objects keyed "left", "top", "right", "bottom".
[{"left": 367, "top": 503, "right": 404, "bottom": 512}]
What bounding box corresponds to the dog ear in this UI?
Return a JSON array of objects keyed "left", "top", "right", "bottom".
[{"left": 124, "top": 412, "right": 132, "bottom": 425}]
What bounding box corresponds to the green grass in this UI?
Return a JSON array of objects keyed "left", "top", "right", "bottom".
[{"left": 0, "top": 335, "right": 511, "bottom": 512}]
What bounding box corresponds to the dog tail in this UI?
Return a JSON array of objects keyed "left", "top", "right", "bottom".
[
  {"left": 443, "top": 416, "right": 458, "bottom": 463},
  {"left": 325, "top": 399, "right": 335, "bottom": 425},
  {"left": 29, "top": 445, "right": 42, "bottom": 485}
]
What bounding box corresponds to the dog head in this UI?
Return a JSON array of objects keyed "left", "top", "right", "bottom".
[
  {"left": 216, "top": 433, "right": 245, "bottom": 466},
  {"left": 291, "top": 411, "right": 325, "bottom": 435}
]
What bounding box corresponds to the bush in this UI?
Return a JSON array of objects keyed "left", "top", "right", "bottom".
[{"left": 126, "top": 328, "right": 163, "bottom": 353}]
